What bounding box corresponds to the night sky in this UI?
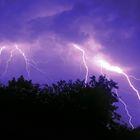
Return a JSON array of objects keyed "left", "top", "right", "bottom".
[{"left": 0, "top": 0, "right": 140, "bottom": 127}]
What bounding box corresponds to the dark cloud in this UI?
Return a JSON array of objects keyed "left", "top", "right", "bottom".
[
  {"left": 0, "top": 0, "right": 139, "bottom": 45},
  {"left": 0, "top": 0, "right": 74, "bottom": 42}
]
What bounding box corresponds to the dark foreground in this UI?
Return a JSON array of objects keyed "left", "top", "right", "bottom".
[{"left": 0, "top": 76, "right": 140, "bottom": 139}]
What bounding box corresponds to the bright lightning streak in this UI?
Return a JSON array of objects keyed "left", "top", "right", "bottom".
[
  {"left": 15, "top": 44, "right": 30, "bottom": 78},
  {"left": 97, "top": 59, "right": 140, "bottom": 101},
  {"left": 115, "top": 89, "right": 134, "bottom": 129},
  {"left": 1, "top": 44, "right": 46, "bottom": 79},
  {"left": 15, "top": 44, "right": 46, "bottom": 78},
  {"left": 122, "top": 73, "right": 140, "bottom": 100},
  {"left": 98, "top": 59, "right": 123, "bottom": 74},
  {"left": 95, "top": 58, "right": 140, "bottom": 128},
  {"left": 73, "top": 44, "right": 89, "bottom": 84},
  {"left": 98, "top": 63, "right": 134, "bottom": 129}
]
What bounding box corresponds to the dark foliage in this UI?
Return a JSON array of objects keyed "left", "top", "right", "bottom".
[{"left": 0, "top": 75, "right": 139, "bottom": 139}]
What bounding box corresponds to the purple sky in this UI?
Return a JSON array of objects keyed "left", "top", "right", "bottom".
[{"left": 0, "top": 0, "right": 140, "bottom": 127}]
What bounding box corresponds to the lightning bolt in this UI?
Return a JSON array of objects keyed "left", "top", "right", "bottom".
[
  {"left": 97, "top": 59, "right": 140, "bottom": 101},
  {"left": 115, "top": 89, "right": 134, "bottom": 129},
  {"left": 96, "top": 58, "right": 140, "bottom": 128},
  {"left": 122, "top": 73, "right": 140, "bottom": 100},
  {"left": 15, "top": 44, "right": 30, "bottom": 78},
  {"left": 98, "top": 62, "right": 134, "bottom": 129},
  {"left": 1, "top": 44, "right": 46, "bottom": 79},
  {"left": 73, "top": 44, "right": 89, "bottom": 84}
]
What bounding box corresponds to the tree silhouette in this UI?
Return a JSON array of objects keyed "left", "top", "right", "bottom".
[{"left": 0, "top": 75, "right": 139, "bottom": 139}]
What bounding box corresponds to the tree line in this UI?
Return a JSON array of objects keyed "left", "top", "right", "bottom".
[{"left": 0, "top": 75, "right": 140, "bottom": 139}]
